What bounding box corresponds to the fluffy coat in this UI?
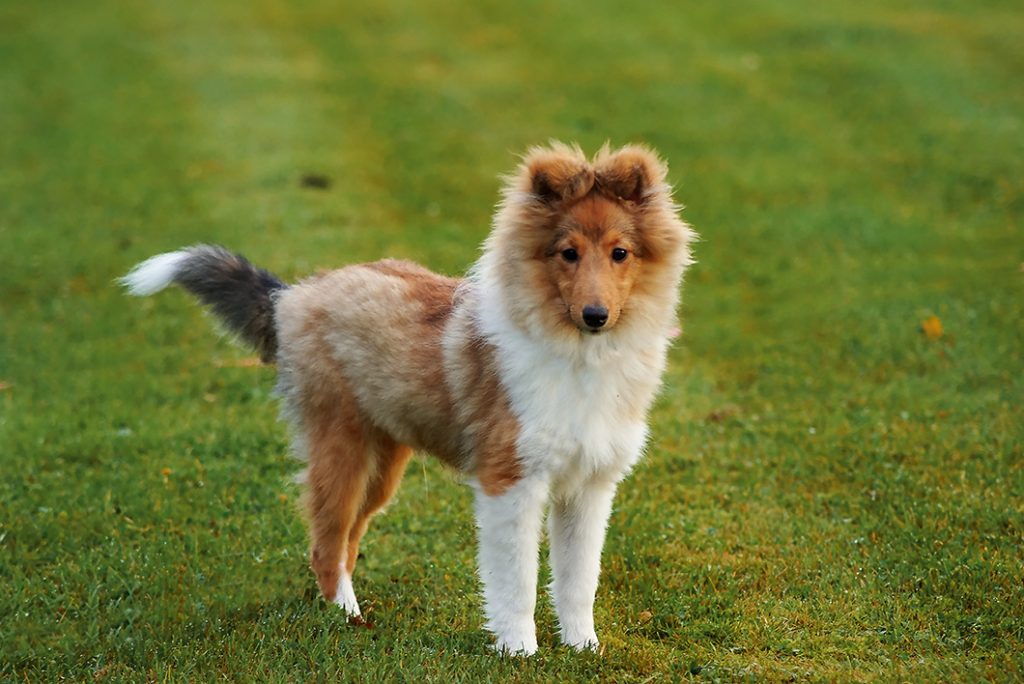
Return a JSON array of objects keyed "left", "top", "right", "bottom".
[{"left": 122, "top": 142, "right": 695, "bottom": 654}]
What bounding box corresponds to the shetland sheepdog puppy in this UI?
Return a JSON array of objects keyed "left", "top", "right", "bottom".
[{"left": 123, "top": 142, "right": 695, "bottom": 654}]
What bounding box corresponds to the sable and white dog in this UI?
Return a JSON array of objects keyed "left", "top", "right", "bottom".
[{"left": 123, "top": 142, "right": 695, "bottom": 654}]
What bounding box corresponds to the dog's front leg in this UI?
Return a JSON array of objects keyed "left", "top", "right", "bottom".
[
  {"left": 548, "top": 478, "right": 618, "bottom": 650},
  {"left": 473, "top": 477, "right": 548, "bottom": 655}
]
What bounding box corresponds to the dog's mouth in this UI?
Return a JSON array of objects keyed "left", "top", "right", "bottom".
[
  {"left": 576, "top": 318, "right": 611, "bottom": 335},
  {"left": 568, "top": 309, "right": 615, "bottom": 335},
  {"left": 567, "top": 303, "right": 617, "bottom": 335}
]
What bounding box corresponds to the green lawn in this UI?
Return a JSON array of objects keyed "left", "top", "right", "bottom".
[{"left": 2, "top": 0, "right": 1022, "bottom": 680}]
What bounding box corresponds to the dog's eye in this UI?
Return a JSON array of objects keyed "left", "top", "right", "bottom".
[
  {"left": 561, "top": 248, "right": 579, "bottom": 263},
  {"left": 611, "top": 247, "right": 629, "bottom": 263}
]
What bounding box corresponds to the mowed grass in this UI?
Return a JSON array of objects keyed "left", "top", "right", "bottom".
[{"left": 1, "top": 0, "right": 1022, "bottom": 680}]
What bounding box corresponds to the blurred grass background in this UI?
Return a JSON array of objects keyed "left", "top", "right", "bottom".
[{"left": 1, "top": 0, "right": 1021, "bottom": 680}]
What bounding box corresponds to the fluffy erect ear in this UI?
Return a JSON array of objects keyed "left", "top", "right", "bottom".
[
  {"left": 593, "top": 144, "right": 669, "bottom": 205},
  {"left": 520, "top": 142, "right": 594, "bottom": 204}
]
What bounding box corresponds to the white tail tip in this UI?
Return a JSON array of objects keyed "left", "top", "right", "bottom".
[{"left": 120, "top": 250, "right": 191, "bottom": 296}]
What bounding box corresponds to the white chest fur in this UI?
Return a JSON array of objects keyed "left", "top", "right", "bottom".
[{"left": 484, "top": 315, "right": 669, "bottom": 494}]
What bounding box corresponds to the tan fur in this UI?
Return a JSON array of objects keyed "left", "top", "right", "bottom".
[
  {"left": 345, "top": 443, "right": 412, "bottom": 573},
  {"left": 302, "top": 377, "right": 376, "bottom": 600},
  {"left": 482, "top": 142, "right": 689, "bottom": 346},
  {"left": 543, "top": 195, "right": 642, "bottom": 332},
  {"left": 268, "top": 143, "right": 693, "bottom": 603}
]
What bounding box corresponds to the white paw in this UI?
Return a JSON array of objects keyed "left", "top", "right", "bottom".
[
  {"left": 563, "top": 632, "right": 599, "bottom": 652},
  {"left": 333, "top": 572, "right": 361, "bottom": 617},
  {"left": 493, "top": 633, "right": 538, "bottom": 656}
]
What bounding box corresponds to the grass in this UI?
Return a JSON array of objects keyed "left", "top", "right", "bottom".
[{"left": 1, "top": 0, "right": 1022, "bottom": 680}]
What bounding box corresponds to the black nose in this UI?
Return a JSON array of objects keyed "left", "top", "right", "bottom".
[{"left": 582, "top": 305, "right": 609, "bottom": 329}]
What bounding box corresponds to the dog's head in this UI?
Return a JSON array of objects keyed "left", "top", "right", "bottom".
[{"left": 487, "top": 142, "right": 693, "bottom": 340}]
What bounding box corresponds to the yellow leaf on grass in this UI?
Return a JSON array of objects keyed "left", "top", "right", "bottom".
[{"left": 921, "top": 315, "right": 944, "bottom": 339}]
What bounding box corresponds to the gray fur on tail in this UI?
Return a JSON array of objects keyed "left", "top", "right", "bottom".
[{"left": 122, "top": 245, "right": 287, "bottom": 362}]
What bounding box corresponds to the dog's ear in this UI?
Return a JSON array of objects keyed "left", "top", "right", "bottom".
[
  {"left": 521, "top": 143, "right": 594, "bottom": 205},
  {"left": 594, "top": 144, "right": 668, "bottom": 205}
]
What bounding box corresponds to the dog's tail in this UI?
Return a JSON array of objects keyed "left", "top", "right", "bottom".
[{"left": 121, "top": 245, "right": 287, "bottom": 363}]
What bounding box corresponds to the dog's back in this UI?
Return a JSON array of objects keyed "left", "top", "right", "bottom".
[{"left": 274, "top": 259, "right": 466, "bottom": 465}]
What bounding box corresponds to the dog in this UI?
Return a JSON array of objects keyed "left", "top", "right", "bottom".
[{"left": 122, "top": 142, "right": 695, "bottom": 654}]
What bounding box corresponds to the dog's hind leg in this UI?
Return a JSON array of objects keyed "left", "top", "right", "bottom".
[
  {"left": 303, "top": 405, "right": 376, "bottom": 616},
  {"left": 345, "top": 443, "right": 414, "bottom": 575}
]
